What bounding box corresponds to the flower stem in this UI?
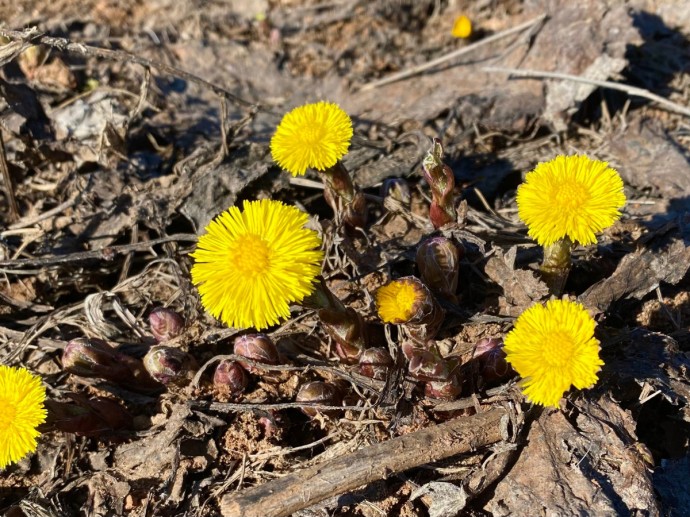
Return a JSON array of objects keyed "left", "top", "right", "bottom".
[
  {"left": 540, "top": 237, "right": 572, "bottom": 296},
  {"left": 321, "top": 161, "right": 367, "bottom": 228},
  {"left": 302, "top": 277, "right": 369, "bottom": 363}
]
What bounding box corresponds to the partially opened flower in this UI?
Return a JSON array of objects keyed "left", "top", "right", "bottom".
[
  {"left": 503, "top": 299, "right": 603, "bottom": 407},
  {"left": 517, "top": 155, "right": 625, "bottom": 247},
  {"left": 270, "top": 101, "right": 353, "bottom": 177},
  {"left": 0, "top": 365, "right": 47, "bottom": 469},
  {"left": 191, "top": 199, "right": 324, "bottom": 330},
  {"left": 376, "top": 277, "right": 427, "bottom": 324},
  {"left": 375, "top": 276, "right": 445, "bottom": 342}
]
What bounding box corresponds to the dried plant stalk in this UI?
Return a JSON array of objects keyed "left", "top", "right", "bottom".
[{"left": 220, "top": 407, "right": 508, "bottom": 517}]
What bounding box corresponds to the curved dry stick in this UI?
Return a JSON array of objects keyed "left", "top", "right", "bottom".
[{"left": 220, "top": 406, "right": 508, "bottom": 517}]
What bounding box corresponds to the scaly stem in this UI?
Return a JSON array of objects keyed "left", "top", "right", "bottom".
[
  {"left": 540, "top": 237, "right": 572, "bottom": 296},
  {"left": 302, "top": 277, "right": 369, "bottom": 363},
  {"left": 321, "top": 161, "right": 367, "bottom": 228}
]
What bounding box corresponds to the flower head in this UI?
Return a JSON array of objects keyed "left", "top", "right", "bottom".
[
  {"left": 503, "top": 299, "right": 603, "bottom": 407},
  {"left": 0, "top": 365, "right": 47, "bottom": 469},
  {"left": 375, "top": 277, "right": 423, "bottom": 324},
  {"left": 452, "top": 15, "right": 472, "bottom": 38},
  {"left": 517, "top": 155, "right": 626, "bottom": 247},
  {"left": 191, "top": 199, "right": 324, "bottom": 330},
  {"left": 271, "top": 101, "right": 353, "bottom": 176}
]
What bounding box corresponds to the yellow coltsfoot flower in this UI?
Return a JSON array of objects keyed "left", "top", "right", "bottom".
[
  {"left": 270, "top": 101, "right": 353, "bottom": 176},
  {"left": 0, "top": 365, "right": 47, "bottom": 469},
  {"left": 451, "top": 15, "right": 472, "bottom": 39},
  {"left": 503, "top": 299, "right": 604, "bottom": 407},
  {"left": 191, "top": 199, "right": 324, "bottom": 330},
  {"left": 517, "top": 155, "right": 626, "bottom": 247}
]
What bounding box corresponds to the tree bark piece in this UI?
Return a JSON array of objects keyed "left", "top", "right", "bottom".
[{"left": 220, "top": 407, "right": 508, "bottom": 517}]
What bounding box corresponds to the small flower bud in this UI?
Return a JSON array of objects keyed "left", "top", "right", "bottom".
[
  {"left": 422, "top": 138, "right": 456, "bottom": 229},
  {"left": 213, "top": 360, "right": 248, "bottom": 394},
  {"left": 295, "top": 381, "right": 342, "bottom": 417},
  {"left": 149, "top": 307, "right": 185, "bottom": 342},
  {"left": 381, "top": 178, "right": 411, "bottom": 208},
  {"left": 62, "top": 338, "right": 160, "bottom": 393},
  {"left": 62, "top": 338, "right": 131, "bottom": 380},
  {"left": 416, "top": 236, "right": 461, "bottom": 302},
  {"left": 472, "top": 338, "right": 513, "bottom": 384},
  {"left": 425, "top": 377, "right": 462, "bottom": 400},
  {"left": 143, "top": 345, "right": 197, "bottom": 386},
  {"left": 358, "top": 348, "right": 393, "bottom": 380},
  {"left": 320, "top": 307, "right": 368, "bottom": 364},
  {"left": 233, "top": 334, "right": 280, "bottom": 373},
  {"left": 408, "top": 349, "right": 451, "bottom": 381}
]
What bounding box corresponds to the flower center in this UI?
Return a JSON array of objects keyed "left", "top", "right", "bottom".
[
  {"left": 541, "top": 331, "right": 574, "bottom": 367},
  {"left": 0, "top": 397, "right": 16, "bottom": 431},
  {"left": 554, "top": 180, "right": 590, "bottom": 212},
  {"left": 395, "top": 284, "right": 417, "bottom": 314},
  {"left": 232, "top": 234, "right": 271, "bottom": 277},
  {"left": 299, "top": 124, "right": 326, "bottom": 147}
]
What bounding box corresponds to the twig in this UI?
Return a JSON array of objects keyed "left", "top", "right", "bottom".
[
  {"left": 358, "top": 14, "right": 547, "bottom": 92},
  {"left": 7, "top": 190, "right": 80, "bottom": 230},
  {"left": 0, "top": 233, "right": 197, "bottom": 269},
  {"left": 483, "top": 66, "right": 690, "bottom": 118},
  {"left": 220, "top": 407, "right": 508, "bottom": 517},
  {"left": 0, "top": 130, "right": 20, "bottom": 221},
  {"left": 191, "top": 400, "right": 390, "bottom": 413},
  {"left": 0, "top": 27, "right": 259, "bottom": 110}
]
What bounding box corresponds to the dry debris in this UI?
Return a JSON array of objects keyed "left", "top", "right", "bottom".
[{"left": 1, "top": 1, "right": 690, "bottom": 516}]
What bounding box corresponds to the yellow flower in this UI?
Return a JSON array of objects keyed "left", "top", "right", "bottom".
[
  {"left": 452, "top": 15, "right": 472, "bottom": 38},
  {"left": 376, "top": 278, "right": 422, "bottom": 324},
  {"left": 191, "top": 199, "right": 324, "bottom": 330},
  {"left": 504, "top": 299, "right": 603, "bottom": 407},
  {"left": 517, "top": 155, "right": 626, "bottom": 247},
  {"left": 0, "top": 365, "right": 47, "bottom": 469},
  {"left": 270, "top": 101, "right": 353, "bottom": 176}
]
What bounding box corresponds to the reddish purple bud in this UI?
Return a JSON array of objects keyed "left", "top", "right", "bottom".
[
  {"left": 422, "top": 138, "right": 456, "bottom": 229},
  {"left": 416, "top": 237, "right": 461, "bottom": 302},
  {"left": 425, "top": 377, "right": 461, "bottom": 400},
  {"left": 258, "top": 411, "right": 283, "bottom": 439},
  {"left": 62, "top": 338, "right": 160, "bottom": 393},
  {"left": 408, "top": 349, "right": 451, "bottom": 382},
  {"left": 358, "top": 348, "right": 393, "bottom": 380},
  {"left": 472, "top": 337, "right": 513, "bottom": 384},
  {"left": 143, "top": 345, "right": 197, "bottom": 386},
  {"left": 295, "top": 381, "right": 342, "bottom": 417},
  {"left": 233, "top": 333, "right": 280, "bottom": 373},
  {"left": 213, "top": 360, "right": 249, "bottom": 394},
  {"left": 63, "top": 338, "right": 131, "bottom": 380},
  {"left": 149, "top": 307, "right": 185, "bottom": 342}
]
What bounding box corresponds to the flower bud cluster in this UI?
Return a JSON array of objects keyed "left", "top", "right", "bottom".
[{"left": 212, "top": 333, "right": 281, "bottom": 396}]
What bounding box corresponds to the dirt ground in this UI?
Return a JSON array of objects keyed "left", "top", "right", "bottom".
[{"left": 1, "top": 0, "right": 690, "bottom": 516}]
